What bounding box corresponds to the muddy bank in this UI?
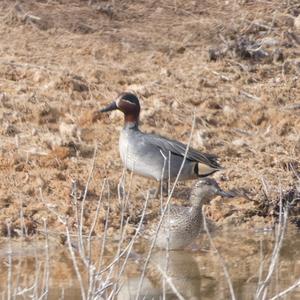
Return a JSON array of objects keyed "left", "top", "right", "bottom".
[{"left": 0, "top": 0, "right": 300, "bottom": 240}]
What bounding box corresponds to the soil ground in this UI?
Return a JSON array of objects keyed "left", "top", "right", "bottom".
[{"left": 0, "top": 0, "right": 300, "bottom": 240}]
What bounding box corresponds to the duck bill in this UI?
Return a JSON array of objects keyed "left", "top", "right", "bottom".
[
  {"left": 100, "top": 101, "right": 118, "bottom": 113},
  {"left": 216, "top": 189, "right": 235, "bottom": 198}
]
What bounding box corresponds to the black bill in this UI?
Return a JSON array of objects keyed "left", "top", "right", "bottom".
[{"left": 100, "top": 101, "right": 118, "bottom": 113}]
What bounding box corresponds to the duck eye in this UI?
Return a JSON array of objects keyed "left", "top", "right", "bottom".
[{"left": 122, "top": 99, "right": 136, "bottom": 105}]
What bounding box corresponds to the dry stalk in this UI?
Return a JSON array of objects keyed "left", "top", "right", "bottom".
[
  {"left": 12, "top": 257, "right": 22, "bottom": 300},
  {"left": 94, "top": 203, "right": 111, "bottom": 298},
  {"left": 107, "top": 168, "right": 135, "bottom": 297},
  {"left": 96, "top": 199, "right": 110, "bottom": 274},
  {"left": 260, "top": 176, "right": 270, "bottom": 201},
  {"left": 117, "top": 168, "right": 126, "bottom": 205},
  {"left": 70, "top": 153, "right": 139, "bottom": 299},
  {"left": 40, "top": 162, "right": 104, "bottom": 299},
  {"left": 159, "top": 149, "right": 168, "bottom": 212},
  {"left": 269, "top": 277, "right": 300, "bottom": 300},
  {"left": 40, "top": 188, "right": 67, "bottom": 225},
  {"left": 0, "top": 60, "right": 63, "bottom": 74},
  {"left": 154, "top": 263, "right": 185, "bottom": 300},
  {"left": 135, "top": 111, "right": 196, "bottom": 300},
  {"left": 240, "top": 90, "right": 261, "bottom": 101},
  {"left": 65, "top": 222, "right": 87, "bottom": 300},
  {"left": 19, "top": 197, "right": 25, "bottom": 237},
  {"left": 255, "top": 193, "right": 289, "bottom": 300},
  {"left": 86, "top": 180, "right": 107, "bottom": 298},
  {"left": 106, "top": 217, "right": 130, "bottom": 297},
  {"left": 114, "top": 193, "right": 150, "bottom": 295},
  {"left": 32, "top": 253, "right": 42, "bottom": 299},
  {"left": 6, "top": 220, "right": 12, "bottom": 300},
  {"left": 202, "top": 208, "right": 236, "bottom": 300},
  {"left": 38, "top": 219, "right": 50, "bottom": 300},
  {"left": 87, "top": 179, "right": 106, "bottom": 260},
  {"left": 257, "top": 239, "right": 264, "bottom": 289},
  {"left": 78, "top": 145, "right": 98, "bottom": 266},
  {"left": 125, "top": 169, "right": 134, "bottom": 212}
]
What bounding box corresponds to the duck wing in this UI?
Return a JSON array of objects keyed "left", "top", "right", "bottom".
[{"left": 143, "top": 132, "right": 221, "bottom": 169}]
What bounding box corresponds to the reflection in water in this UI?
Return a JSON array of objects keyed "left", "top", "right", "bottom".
[
  {"left": 119, "top": 227, "right": 300, "bottom": 300},
  {"left": 0, "top": 227, "right": 300, "bottom": 299},
  {"left": 118, "top": 250, "right": 206, "bottom": 299},
  {"left": 0, "top": 239, "right": 83, "bottom": 300}
]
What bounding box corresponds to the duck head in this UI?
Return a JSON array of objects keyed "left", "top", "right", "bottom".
[
  {"left": 190, "top": 178, "right": 234, "bottom": 206},
  {"left": 100, "top": 92, "right": 140, "bottom": 125}
]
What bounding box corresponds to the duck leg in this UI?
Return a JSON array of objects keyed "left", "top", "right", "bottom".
[
  {"left": 148, "top": 181, "right": 161, "bottom": 199},
  {"left": 155, "top": 180, "right": 162, "bottom": 198},
  {"left": 151, "top": 180, "right": 169, "bottom": 199}
]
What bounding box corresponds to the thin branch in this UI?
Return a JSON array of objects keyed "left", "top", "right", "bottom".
[
  {"left": 38, "top": 219, "right": 50, "bottom": 300},
  {"left": 136, "top": 111, "right": 196, "bottom": 300},
  {"left": 255, "top": 197, "right": 288, "bottom": 300},
  {"left": 114, "top": 193, "right": 150, "bottom": 295},
  {"left": 79, "top": 145, "right": 98, "bottom": 265},
  {"left": 6, "top": 221, "right": 12, "bottom": 300},
  {"left": 155, "top": 264, "right": 185, "bottom": 300},
  {"left": 202, "top": 208, "right": 236, "bottom": 300},
  {"left": 269, "top": 277, "right": 300, "bottom": 300},
  {"left": 65, "top": 223, "right": 86, "bottom": 300}
]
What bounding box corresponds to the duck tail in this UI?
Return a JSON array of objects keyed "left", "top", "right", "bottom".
[{"left": 195, "top": 160, "right": 223, "bottom": 177}]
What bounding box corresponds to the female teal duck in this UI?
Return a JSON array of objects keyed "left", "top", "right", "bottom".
[{"left": 148, "top": 178, "right": 233, "bottom": 250}]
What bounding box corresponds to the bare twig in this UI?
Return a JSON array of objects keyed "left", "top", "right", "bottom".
[
  {"left": 6, "top": 221, "right": 13, "bottom": 300},
  {"left": 240, "top": 90, "right": 261, "bottom": 101},
  {"left": 282, "top": 103, "right": 300, "bottom": 110},
  {"left": 155, "top": 263, "right": 185, "bottom": 300},
  {"left": 114, "top": 193, "right": 150, "bottom": 295},
  {"left": 38, "top": 219, "right": 50, "bottom": 300},
  {"left": 255, "top": 196, "right": 289, "bottom": 300},
  {"left": 136, "top": 111, "right": 196, "bottom": 300},
  {"left": 202, "top": 209, "right": 236, "bottom": 300},
  {"left": 269, "top": 277, "right": 300, "bottom": 300},
  {"left": 78, "top": 145, "right": 98, "bottom": 265},
  {"left": 65, "top": 224, "right": 86, "bottom": 300}
]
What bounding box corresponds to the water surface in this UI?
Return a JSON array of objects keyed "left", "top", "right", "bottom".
[{"left": 0, "top": 226, "right": 299, "bottom": 299}]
